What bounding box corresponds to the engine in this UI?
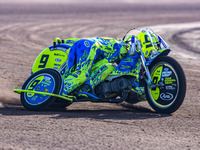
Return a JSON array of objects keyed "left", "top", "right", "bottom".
[{"left": 95, "top": 77, "right": 132, "bottom": 98}]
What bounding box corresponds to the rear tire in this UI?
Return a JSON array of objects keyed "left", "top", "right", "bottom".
[
  {"left": 21, "top": 69, "right": 62, "bottom": 111},
  {"left": 145, "top": 56, "right": 186, "bottom": 113}
]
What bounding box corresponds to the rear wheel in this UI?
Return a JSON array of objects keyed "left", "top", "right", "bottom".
[
  {"left": 21, "top": 69, "right": 62, "bottom": 110},
  {"left": 145, "top": 56, "right": 186, "bottom": 113}
]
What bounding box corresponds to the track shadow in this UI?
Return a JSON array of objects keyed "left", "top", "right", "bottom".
[{"left": 0, "top": 103, "right": 172, "bottom": 120}]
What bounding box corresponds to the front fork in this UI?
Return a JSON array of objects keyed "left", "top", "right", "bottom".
[{"left": 137, "top": 40, "right": 163, "bottom": 89}]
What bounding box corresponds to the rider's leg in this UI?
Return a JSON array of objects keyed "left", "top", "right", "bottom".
[
  {"left": 78, "top": 59, "right": 116, "bottom": 94},
  {"left": 62, "top": 39, "right": 98, "bottom": 96}
]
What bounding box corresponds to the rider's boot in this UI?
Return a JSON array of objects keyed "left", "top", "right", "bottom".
[{"left": 77, "top": 84, "right": 91, "bottom": 99}]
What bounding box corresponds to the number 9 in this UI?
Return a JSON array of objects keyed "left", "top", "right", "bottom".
[{"left": 38, "top": 55, "right": 49, "bottom": 68}]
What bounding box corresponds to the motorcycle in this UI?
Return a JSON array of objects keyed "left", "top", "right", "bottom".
[{"left": 13, "top": 28, "right": 186, "bottom": 113}]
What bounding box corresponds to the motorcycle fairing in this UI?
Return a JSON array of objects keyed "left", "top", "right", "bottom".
[{"left": 31, "top": 44, "right": 71, "bottom": 74}]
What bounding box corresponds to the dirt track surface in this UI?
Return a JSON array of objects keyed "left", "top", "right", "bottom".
[{"left": 0, "top": 2, "right": 200, "bottom": 149}]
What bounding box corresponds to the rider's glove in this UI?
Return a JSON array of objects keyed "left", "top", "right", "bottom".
[{"left": 120, "top": 42, "right": 130, "bottom": 57}]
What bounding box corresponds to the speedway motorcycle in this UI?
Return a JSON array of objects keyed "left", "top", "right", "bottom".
[{"left": 13, "top": 28, "right": 186, "bottom": 113}]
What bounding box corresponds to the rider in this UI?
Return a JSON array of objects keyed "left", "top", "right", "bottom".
[{"left": 62, "top": 37, "right": 130, "bottom": 97}]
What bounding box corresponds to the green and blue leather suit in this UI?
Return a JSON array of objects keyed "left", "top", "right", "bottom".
[{"left": 62, "top": 37, "right": 127, "bottom": 96}]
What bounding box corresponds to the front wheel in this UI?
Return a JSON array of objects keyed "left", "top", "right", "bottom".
[
  {"left": 21, "top": 68, "right": 62, "bottom": 110},
  {"left": 145, "top": 56, "right": 186, "bottom": 113}
]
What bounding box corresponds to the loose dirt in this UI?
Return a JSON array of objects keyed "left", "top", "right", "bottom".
[{"left": 0, "top": 2, "right": 200, "bottom": 149}]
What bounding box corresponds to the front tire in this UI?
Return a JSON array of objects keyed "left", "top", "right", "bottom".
[{"left": 145, "top": 56, "right": 186, "bottom": 113}]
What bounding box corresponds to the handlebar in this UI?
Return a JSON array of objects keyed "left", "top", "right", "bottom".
[{"left": 53, "top": 38, "right": 63, "bottom": 48}]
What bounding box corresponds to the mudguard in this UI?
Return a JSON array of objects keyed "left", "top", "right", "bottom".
[{"left": 145, "top": 49, "right": 170, "bottom": 66}]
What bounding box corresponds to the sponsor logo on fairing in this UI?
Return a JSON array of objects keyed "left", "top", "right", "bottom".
[
  {"left": 166, "top": 85, "right": 176, "bottom": 90},
  {"left": 84, "top": 41, "right": 90, "bottom": 47},
  {"left": 66, "top": 40, "right": 76, "bottom": 44},
  {"left": 162, "top": 71, "right": 172, "bottom": 77},
  {"left": 164, "top": 68, "right": 169, "bottom": 71},
  {"left": 55, "top": 58, "right": 62, "bottom": 62},
  {"left": 165, "top": 77, "right": 176, "bottom": 84},
  {"left": 54, "top": 53, "right": 65, "bottom": 57},
  {"left": 160, "top": 92, "right": 173, "bottom": 100},
  {"left": 45, "top": 77, "right": 51, "bottom": 81},
  {"left": 54, "top": 64, "right": 61, "bottom": 67}
]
